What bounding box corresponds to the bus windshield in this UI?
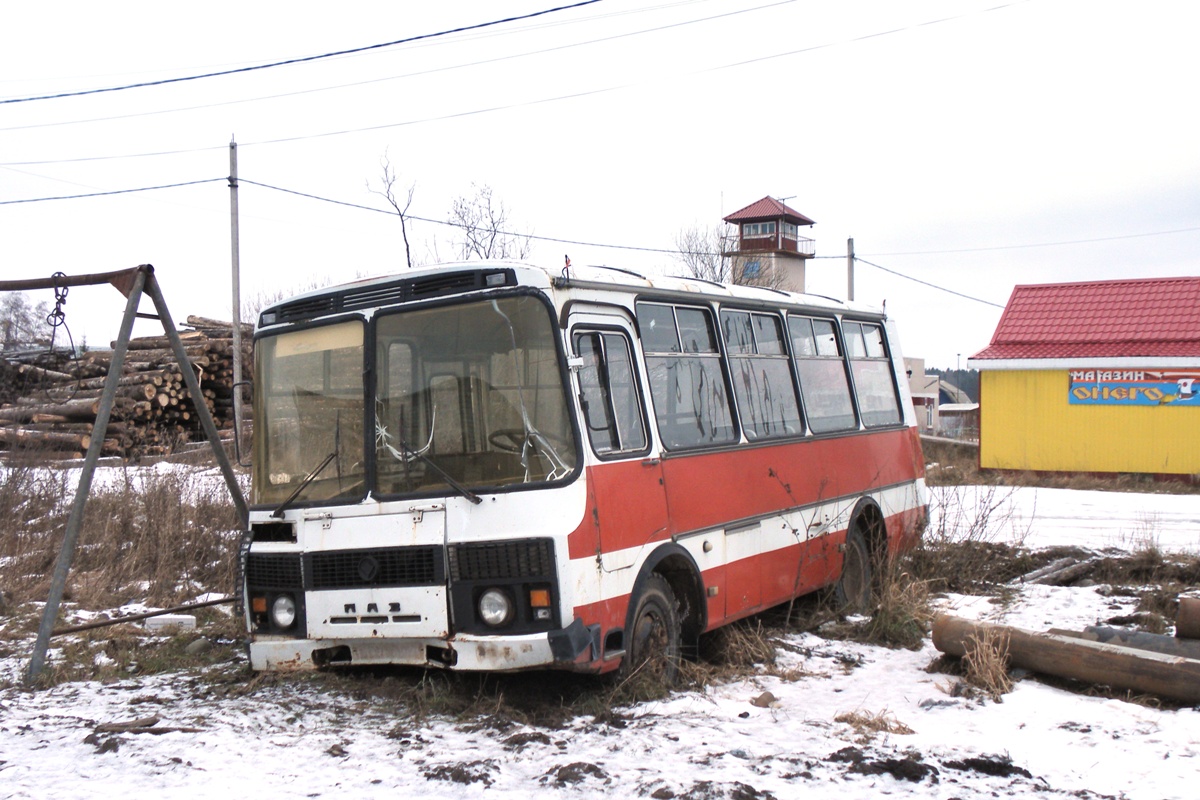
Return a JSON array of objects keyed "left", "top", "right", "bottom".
[
  {"left": 374, "top": 294, "right": 577, "bottom": 498},
  {"left": 252, "top": 320, "right": 366, "bottom": 507}
]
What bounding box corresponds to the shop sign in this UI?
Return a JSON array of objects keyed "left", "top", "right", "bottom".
[{"left": 1069, "top": 369, "right": 1200, "bottom": 406}]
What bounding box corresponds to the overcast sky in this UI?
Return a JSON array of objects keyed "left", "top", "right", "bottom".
[{"left": 2, "top": 0, "right": 1197, "bottom": 368}]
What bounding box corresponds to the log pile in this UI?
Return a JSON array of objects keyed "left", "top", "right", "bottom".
[{"left": 0, "top": 315, "right": 252, "bottom": 461}]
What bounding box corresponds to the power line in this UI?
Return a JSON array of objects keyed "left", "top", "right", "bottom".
[
  {"left": 0, "top": 0, "right": 604, "bottom": 106},
  {"left": 0, "top": 1, "right": 1027, "bottom": 166},
  {"left": 2, "top": 174, "right": 1191, "bottom": 283},
  {"left": 1, "top": 0, "right": 793, "bottom": 134},
  {"left": 0, "top": 177, "right": 226, "bottom": 205},
  {"left": 240, "top": 179, "right": 687, "bottom": 254},
  {"left": 854, "top": 256, "right": 1005, "bottom": 308},
  {"left": 699, "top": 0, "right": 1029, "bottom": 77}
]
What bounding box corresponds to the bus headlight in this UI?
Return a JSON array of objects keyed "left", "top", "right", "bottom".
[
  {"left": 478, "top": 589, "right": 514, "bottom": 627},
  {"left": 271, "top": 594, "right": 297, "bottom": 629}
]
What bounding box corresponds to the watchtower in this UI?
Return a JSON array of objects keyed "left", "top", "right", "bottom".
[{"left": 722, "top": 197, "right": 815, "bottom": 292}]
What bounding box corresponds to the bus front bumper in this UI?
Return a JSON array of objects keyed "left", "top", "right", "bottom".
[{"left": 248, "top": 618, "right": 599, "bottom": 672}]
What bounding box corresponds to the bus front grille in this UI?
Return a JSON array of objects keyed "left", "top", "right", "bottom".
[
  {"left": 448, "top": 538, "right": 554, "bottom": 581},
  {"left": 245, "top": 553, "right": 303, "bottom": 589},
  {"left": 307, "top": 546, "right": 445, "bottom": 589}
]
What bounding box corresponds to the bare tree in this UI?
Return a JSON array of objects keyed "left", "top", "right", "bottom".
[
  {"left": 367, "top": 153, "right": 416, "bottom": 269},
  {"left": 673, "top": 225, "right": 730, "bottom": 283},
  {"left": 449, "top": 183, "right": 531, "bottom": 261},
  {"left": 673, "top": 224, "right": 786, "bottom": 289}
]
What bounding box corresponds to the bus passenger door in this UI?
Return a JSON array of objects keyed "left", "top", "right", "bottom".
[{"left": 570, "top": 319, "right": 669, "bottom": 569}]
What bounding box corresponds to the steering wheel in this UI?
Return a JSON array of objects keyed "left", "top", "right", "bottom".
[
  {"left": 488, "top": 427, "right": 572, "bottom": 454},
  {"left": 488, "top": 428, "right": 527, "bottom": 453}
]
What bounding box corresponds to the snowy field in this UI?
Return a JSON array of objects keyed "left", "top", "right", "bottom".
[{"left": 1, "top": 480, "right": 1198, "bottom": 800}]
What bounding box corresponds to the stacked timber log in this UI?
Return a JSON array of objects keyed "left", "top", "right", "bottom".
[{"left": 0, "top": 316, "right": 252, "bottom": 461}]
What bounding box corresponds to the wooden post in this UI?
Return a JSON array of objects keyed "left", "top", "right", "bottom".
[
  {"left": 1177, "top": 597, "right": 1200, "bottom": 640},
  {"left": 932, "top": 614, "right": 1200, "bottom": 704}
]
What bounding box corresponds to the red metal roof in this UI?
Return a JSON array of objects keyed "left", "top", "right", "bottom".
[
  {"left": 972, "top": 276, "right": 1200, "bottom": 360},
  {"left": 723, "top": 197, "right": 816, "bottom": 226}
]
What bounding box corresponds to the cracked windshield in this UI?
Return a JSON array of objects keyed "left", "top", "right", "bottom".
[{"left": 375, "top": 295, "right": 576, "bottom": 497}]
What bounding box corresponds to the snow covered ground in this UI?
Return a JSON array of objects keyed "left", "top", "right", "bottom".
[{"left": 1, "top": 483, "right": 1198, "bottom": 800}]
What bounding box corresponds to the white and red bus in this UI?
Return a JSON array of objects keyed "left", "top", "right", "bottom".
[{"left": 242, "top": 262, "right": 927, "bottom": 676}]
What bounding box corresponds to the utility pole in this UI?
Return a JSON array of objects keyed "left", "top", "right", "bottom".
[
  {"left": 229, "top": 138, "right": 245, "bottom": 460},
  {"left": 846, "top": 237, "right": 855, "bottom": 301}
]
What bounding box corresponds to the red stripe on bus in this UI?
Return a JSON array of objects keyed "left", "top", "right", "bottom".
[{"left": 568, "top": 427, "right": 923, "bottom": 559}]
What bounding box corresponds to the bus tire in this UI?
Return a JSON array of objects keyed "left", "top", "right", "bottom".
[
  {"left": 833, "top": 524, "right": 873, "bottom": 613},
  {"left": 621, "top": 573, "right": 682, "bottom": 685}
]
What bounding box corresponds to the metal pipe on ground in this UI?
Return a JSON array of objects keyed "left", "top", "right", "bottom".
[{"left": 50, "top": 597, "right": 235, "bottom": 637}]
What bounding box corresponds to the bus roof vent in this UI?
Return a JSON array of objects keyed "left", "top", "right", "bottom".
[
  {"left": 271, "top": 295, "right": 338, "bottom": 324},
  {"left": 410, "top": 270, "right": 512, "bottom": 299},
  {"left": 341, "top": 282, "right": 409, "bottom": 312},
  {"left": 264, "top": 269, "right": 518, "bottom": 325}
]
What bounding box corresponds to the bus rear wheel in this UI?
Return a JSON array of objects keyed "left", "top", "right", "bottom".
[
  {"left": 833, "top": 524, "right": 874, "bottom": 613},
  {"left": 622, "top": 574, "right": 681, "bottom": 685}
]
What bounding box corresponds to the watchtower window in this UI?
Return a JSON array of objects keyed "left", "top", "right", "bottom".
[{"left": 742, "top": 221, "right": 776, "bottom": 238}]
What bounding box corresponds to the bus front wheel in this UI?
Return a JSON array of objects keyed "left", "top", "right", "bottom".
[{"left": 622, "top": 574, "right": 681, "bottom": 684}]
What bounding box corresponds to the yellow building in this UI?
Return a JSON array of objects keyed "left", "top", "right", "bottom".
[{"left": 970, "top": 276, "right": 1200, "bottom": 478}]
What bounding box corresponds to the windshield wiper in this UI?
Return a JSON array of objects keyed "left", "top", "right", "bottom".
[
  {"left": 377, "top": 409, "right": 483, "bottom": 505},
  {"left": 400, "top": 440, "right": 482, "bottom": 505},
  {"left": 270, "top": 451, "right": 337, "bottom": 519}
]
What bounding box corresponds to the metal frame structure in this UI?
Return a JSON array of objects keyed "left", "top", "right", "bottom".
[{"left": 0, "top": 265, "right": 248, "bottom": 684}]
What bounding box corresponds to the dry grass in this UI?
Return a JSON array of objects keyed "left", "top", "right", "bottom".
[
  {"left": 962, "top": 627, "right": 1013, "bottom": 702},
  {"left": 810, "top": 553, "right": 935, "bottom": 651},
  {"left": 906, "top": 483, "right": 1036, "bottom": 593},
  {"left": 860, "top": 560, "right": 934, "bottom": 649},
  {"left": 0, "top": 463, "right": 240, "bottom": 610},
  {"left": 834, "top": 708, "right": 915, "bottom": 743},
  {"left": 699, "top": 619, "right": 778, "bottom": 670},
  {"left": 31, "top": 608, "right": 245, "bottom": 687}
]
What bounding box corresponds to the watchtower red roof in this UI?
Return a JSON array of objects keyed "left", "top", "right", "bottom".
[
  {"left": 972, "top": 276, "right": 1200, "bottom": 360},
  {"left": 723, "top": 197, "right": 815, "bottom": 227}
]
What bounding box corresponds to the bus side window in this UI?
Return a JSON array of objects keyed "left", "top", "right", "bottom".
[
  {"left": 574, "top": 331, "right": 648, "bottom": 456},
  {"left": 636, "top": 303, "right": 737, "bottom": 450},
  {"left": 845, "top": 321, "right": 903, "bottom": 426},
  {"left": 720, "top": 310, "right": 804, "bottom": 439},
  {"left": 788, "top": 316, "right": 858, "bottom": 433}
]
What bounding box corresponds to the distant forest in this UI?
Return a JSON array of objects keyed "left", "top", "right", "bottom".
[{"left": 928, "top": 367, "right": 979, "bottom": 402}]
